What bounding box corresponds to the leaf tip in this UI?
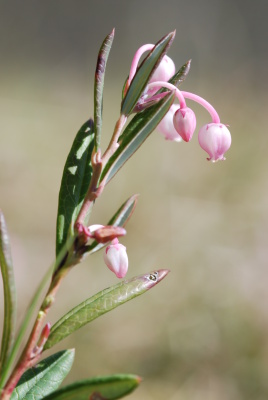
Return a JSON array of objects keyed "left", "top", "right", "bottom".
[
  {"left": 131, "top": 192, "right": 140, "bottom": 203},
  {"left": 157, "top": 269, "right": 170, "bottom": 281},
  {"left": 0, "top": 209, "right": 5, "bottom": 226},
  {"left": 186, "top": 59, "right": 192, "bottom": 71}
]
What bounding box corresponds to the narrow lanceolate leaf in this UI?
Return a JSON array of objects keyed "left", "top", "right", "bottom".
[
  {"left": 101, "top": 90, "right": 175, "bottom": 185},
  {"left": 0, "top": 210, "right": 16, "bottom": 375},
  {"left": 85, "top": 194, "right": 138, "bottom": 255},
  {"left": 42, "top": 374, "right": 141, "bottom": 400},
  {"left": 56, "top": 119, "right": 95, "bottom": 256},
  {"left": 44, "top": 270, "right": 169, "bottom": 350},
  {"left": 94, "top": 29, "right": 115, "bottom": 150},
  {"left": 168, "top": 59, "right": 191, "bottom": 87},
  {"left": 11, "top": 350, "right": 75, "bottom": 400},
  {"left": 121, "top": 31, "right": 175, "bottom": 116}
]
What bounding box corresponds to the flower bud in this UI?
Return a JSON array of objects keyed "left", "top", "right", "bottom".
[
  {"left": 103, "top": 238, "right": 128, "bottom": 278},
  {"left": 173, "top": 107, "right": 196, "bottom": 142},
  {"left": 157, "top": 104, "right": 182, "bottom": 142},
  {"left": 198, "top": 123, "right": 231, "bottom": 161}
]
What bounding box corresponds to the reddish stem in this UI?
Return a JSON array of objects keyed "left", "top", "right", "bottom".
[{"left": 0, "top": 269, "right": 68, "bottom": 399}]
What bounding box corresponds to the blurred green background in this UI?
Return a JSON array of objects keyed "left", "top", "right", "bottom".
[{"left": 1, "top": 1, "right": 268, "bottom": 399}]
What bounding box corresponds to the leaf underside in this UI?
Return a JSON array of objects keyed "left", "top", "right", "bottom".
[
  {"left": 42, "top": 374, "right": 141, "bottom": 400},
  {"left": 94, "top": 29, "right": 115, "bottom": 151},
  {"left": 159, "top": 59, "right": 191, "bottom": 93}
]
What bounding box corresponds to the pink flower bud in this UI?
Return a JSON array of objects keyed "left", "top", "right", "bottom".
[
  {"left": 157, "top": 104, "right": 182, "bottom": 142},
  {"left": 198, "top": 123, "right": 231, "bottom": 162},
  {"left": 103, "top": 238, "right": 128, "bottom": 278},
  {"left": 173, "top": 107, "right": 196, "bottom": 142},
  {"left": 150, "top": 55, "right": 175, "bottom": 83}
]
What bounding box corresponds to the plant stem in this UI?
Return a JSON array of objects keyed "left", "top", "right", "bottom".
[
  {"left": 74, "top": 150, "right": 103, "bottom": 227},
  {"left": 75, "top": 114, "right": 127, "bottom": 229},
  {"left": 101, "top": 114, "right": 127, "bottom": 165},
  {"left": 0, "top": 267, "right": 69, "bottom": 400}
]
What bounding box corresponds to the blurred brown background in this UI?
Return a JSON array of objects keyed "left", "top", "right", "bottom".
[{"left": 0, "top": 1, "right": 268, "bottom": 399}]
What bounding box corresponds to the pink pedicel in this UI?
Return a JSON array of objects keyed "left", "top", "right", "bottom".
[
  {"left": 157, "top": 104, "right": 182, "bottom": 142},
  {"left": 103, "top": 238, "right": 128, "bottom": 278},
  {"left": 173, "top": 107, "right": 196, "bottom": 142},
  {"left": 198, "top": 123, "right": 232, "bottom": 162}
]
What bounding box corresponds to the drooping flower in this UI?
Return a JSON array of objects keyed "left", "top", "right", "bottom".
[
  {"left": 157, "top": 104, "right": 182, "bottom": 142},
  {"left": 127, "top": 41, "right": 231, "bottom": 161},
  {"left": 103, "top": 238, "right": 128, "bottom": 278},
  {"left": 150, "top": 55, "right": 175, "bottom": 83},
  {"left": 198, "top": 123, "right": 231, "bottom": 162}
]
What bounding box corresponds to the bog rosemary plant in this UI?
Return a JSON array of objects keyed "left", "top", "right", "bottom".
[{"left": 0, "top": 29, "right": 231, "bottom": 400}]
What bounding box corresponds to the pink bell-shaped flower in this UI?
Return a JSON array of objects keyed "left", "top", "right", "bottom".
[
  {"left": 150, "top": 55, "right": 175, "bottom": 83},
  {"left": 103, "top": 238, "right": 128, "bottom": 278},
  {"left": 173, "top": 107, "right": 196, "bottom": 142},
  {"left": 157, "top": 104, "right": 182, "bottom": 142},
  {"left": 198, "top": 123, "right": 231, "bottom": 162},
  {"left": 145, "top": 55, "right": 176, "bottom": 98}
]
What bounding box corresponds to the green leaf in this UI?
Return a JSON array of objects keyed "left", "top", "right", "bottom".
[
  {"left": 0, "top": 235, "right": 76, "bottom": 389},
  {"left": 101, "top": 90, "right": 175, "bottom": 185},
  {"left": 56, "top": 119, "right": 95, "bottom": 256},
  {"left": 10, "top": 350, "right": 74, "bottom": 400},
  {"left": 0, "top": 211, "right": 16, "bottom": 374},
  {"left": 168, "top": 59, "right": 191, "bottom": 87},
  {"left": 85, "top": 194, "right": 138, "bottom": 255},
  {"left": 159, "top": 59, "right": 191, "bottom": 94},
  {"left": 121, "top": 60, "right": 191, "bottom": 104},
  {"left": 94, "top": 29, "right": 115, "bottom": 151},
  {"left": 42, "top": 374, "right": 141, "bottom": 400},
  {"left": 121, "top": 31, "right": 175, "bottom": 116},
  {"left": 44, "top": 270, "right": 169, "bottom": 350}
]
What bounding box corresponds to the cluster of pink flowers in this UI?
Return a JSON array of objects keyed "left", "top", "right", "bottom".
[
  {"left": 129, "top": 45, "right": 232, "bottom": 162},
  {"left": 91, "top": 42, "right": 232, "bottom": 280}
]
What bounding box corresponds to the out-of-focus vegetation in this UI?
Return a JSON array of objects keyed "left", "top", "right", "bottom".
[{"left": 1, "top": 1, "right": 268, "bottom": 399}]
